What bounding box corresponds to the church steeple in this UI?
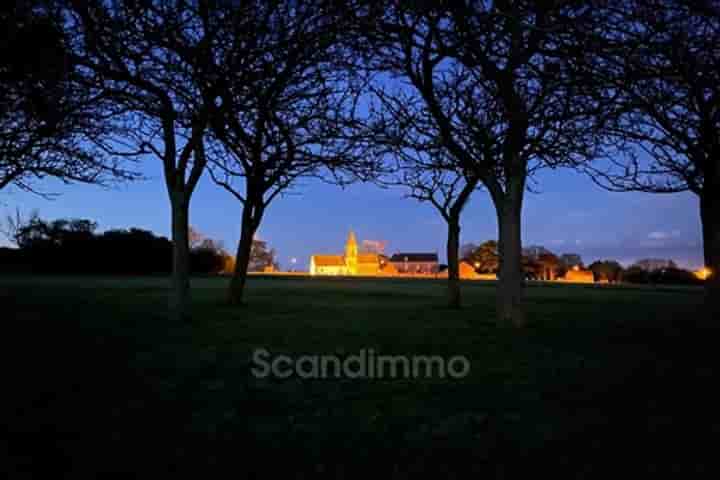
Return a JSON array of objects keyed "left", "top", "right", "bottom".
[
  {"left": 347, "top": 229, "right": 357, "bottom": 248},
  {"left": 345, "top": 229, "right": 358, "bottom": 275}
]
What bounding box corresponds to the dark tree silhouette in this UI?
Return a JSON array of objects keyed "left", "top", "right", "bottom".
[
  {"left": 206, "top": 0, "right": 373, "bottom": 304},
  {"left": 583, "top": 0, "right": 720, "bottom": 314},
  {"left": 1, "top": 1, "right": 131, "bottom": 194},
  {"left": 65, "top": 0, "right": 226, "bottom": 320},
  {"left": 363, "top": 1, "right": 609, "bottom": 326},
  {"left": 384, "top": 150, "right": 480, "bottom": 308},
  {"left": 363, "top": 44, "right": 482, "bottom": 308},
  {"left": 248, "top": 239, "right": 279, "bottom": 273},
  {"left": 397, "top": 159, "right": 479, "bottom": 308},
  {"left": 2, "top": 212, "right": 226, "bottom": 275},
  {"left": 190, "top": 241, "right": 227, "bottom": 275},
  {"left": 589, "top": 260, "right": 624, "bottom": 283},
  {"left": 466, "top": 241, "right": 500, "bottom": 274}
]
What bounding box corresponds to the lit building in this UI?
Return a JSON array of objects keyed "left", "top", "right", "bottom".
[
  {"left": 559, "top": 264, "right": 595, "bottom": 284},
  {"left": 437, "top": 260, "right": 496, "bottom": 280},
  {"left": 309, "top": 231, "right": 437, "bottom": 276},
  {"left": 389, "top": 253, "right": 439, "bottom": 275},
  {"left": 310, "top": 230, "right": 386, "bottom": 276}
]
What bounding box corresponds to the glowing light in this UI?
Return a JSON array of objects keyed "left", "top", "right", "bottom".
[
  {"left": 696, "top": 267, "right": 712, "bottom": 281},
  {"left": 474, "top": 262, "right": 480, "bottom": 269}
]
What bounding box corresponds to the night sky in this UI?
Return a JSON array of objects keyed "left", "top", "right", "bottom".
[{"left": 1, "top": 154, "right": 702, "bottom": 271}]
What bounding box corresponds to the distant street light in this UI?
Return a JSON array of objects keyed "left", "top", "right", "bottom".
[{"left": 696, "top": 267, "right": 712, "bottom": 281}]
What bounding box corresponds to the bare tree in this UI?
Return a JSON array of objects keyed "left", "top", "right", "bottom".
[
  {"left": 248, "top": 239, "right": 279, "bottom": 272},
  {"left": 2, "top": 208, "right": 40, "bottom": 245},
  {"left": 188, "top": 225, "right": 205, "bottom": 250},
  {"left": 361, "top": 239, "right": 386, "bottom": 254},
  {"left": 363, "top": 1, "right": 608, "bottom": 326},
  {"left": 207, "top": 0, "right": 373, "bottom": 304},
  {"left": 583, "top": 0, "right": 720, "bottom": 314},
  {"left": 363, "top": 58, "right": 483, "bottom": 308},
  {"left": 467, "top": 241, "right": 500, "bottom": 274},
  {"left": 371, "top": 122, "right": 481, "bottom": 307},
  {"left": 65, "top": 0, "right": 224, "bottom": 320},
  {"left": 1, "top": 1, "right": 132, "bottom": 194},
  {"left": 405, "top": 167, "right": 480, "bottom": 308}
]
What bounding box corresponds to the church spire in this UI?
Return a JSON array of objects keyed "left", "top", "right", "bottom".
[{"left": 345, "top": 229, "right": 358, "bottom": 275}]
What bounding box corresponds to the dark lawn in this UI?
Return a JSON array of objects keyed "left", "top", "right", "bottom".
[{"left": 2, "top": 275, "right": 719, "bottom": 477}]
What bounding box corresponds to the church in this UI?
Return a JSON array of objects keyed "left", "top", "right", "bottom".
[{"left": 310, "top": 230, "right": 393, "bottom": 276}]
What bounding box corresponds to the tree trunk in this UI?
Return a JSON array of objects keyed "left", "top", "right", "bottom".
[
  {"left": 495, "top": 192, "right": 526, "bottom": 327},
  {"left": 227, "top": 202, "right": 258, "bottom": 305},
  {"left": 700, "top": 187, "right": 720, "bottom": 318},
  {"left": 446, "top": 218, "right": 461, "bottom": 309},
  {"left": 169, "top": 195, "right": 191, "bottom": 322}
]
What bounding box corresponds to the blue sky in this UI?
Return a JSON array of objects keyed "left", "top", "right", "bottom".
[{"left": 0, "top": 157, "right": 703, "bottom": 270}]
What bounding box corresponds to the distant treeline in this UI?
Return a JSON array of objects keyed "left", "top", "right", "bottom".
[
  {"left": 620, "top": 265, "right": 702, "bottom": 286},
  {"left": 1, "top": 216, "right": 226, "bottom": 275},
  {"left": 463, "top": 241, "right": 703, "bottom": 286}
]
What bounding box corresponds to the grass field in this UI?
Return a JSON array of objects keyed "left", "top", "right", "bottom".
[{"left": 3, "top": 275, "right": 719, "bottom": 477}]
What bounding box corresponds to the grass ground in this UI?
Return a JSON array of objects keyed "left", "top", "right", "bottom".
[{"left": 2, "top": 275, "right": 719, "bottom": 477}]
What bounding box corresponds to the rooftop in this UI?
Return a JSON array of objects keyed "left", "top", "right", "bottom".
[
  {"left": 389, "top": 253, "right": 439, "bottom": 263},
  {"left": 311, "top": 255, "right": 345, "bottom": 266}
]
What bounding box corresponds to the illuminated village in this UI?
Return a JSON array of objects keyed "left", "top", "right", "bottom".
[
  {"left": 302, "top": 229, "right": 713, "bottom": 284},
  {"left": 308, "top": 230, "right": 598, "bottom": 283},
  {"left": 309, "top": 230, "right": 441, "bottom": 277}
]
